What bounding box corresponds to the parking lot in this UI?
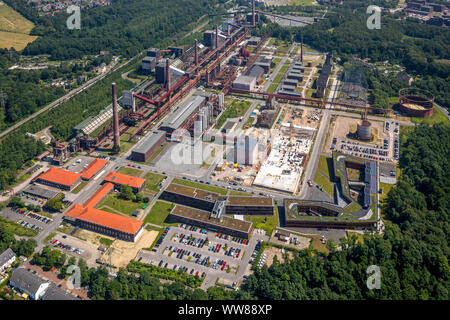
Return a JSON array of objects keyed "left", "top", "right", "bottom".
[
  {"left": 62, "top": 155, "right": 97, "bottom": 174},
  {"left": 51, "top": 233, "right": 100, "bottom": 267},
  {"left": 331, "top": 120, "right": 400, "bottom": 163},
  {"left": 0, "top": 208, "right": 53, "bottom": 234},
  {"left": 137, "top": 224, "right": 269, "bottom": 289}
]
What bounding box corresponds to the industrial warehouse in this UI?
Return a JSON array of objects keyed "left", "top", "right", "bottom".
[
  {"left": 160, "top": 182, "right": 274, "bottom": 216},
  {"left": 168, "top": 205, "right": 253, "bottom": 239}
]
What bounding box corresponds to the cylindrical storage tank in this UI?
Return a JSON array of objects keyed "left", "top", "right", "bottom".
[
  {"left": 357, "top": 120, "right": 372, "bottom": 140},
  {"left": 398, "top": 88, "right": 434, "bottom": 118}
]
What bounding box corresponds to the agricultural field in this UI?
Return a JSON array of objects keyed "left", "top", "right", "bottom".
[{"left": 0, "top": 3, "right": 37, "bottom": 50}]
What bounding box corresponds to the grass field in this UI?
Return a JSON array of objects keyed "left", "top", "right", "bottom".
[
  {"left": 313, "top": 170, "right": 334, "bottom": 198},
  {"left": 116, "top": 167, "right": 143, "bottom": 177},
  {"left": 317, "top": 155, "right": 333, "bottom": 177},
  {"left": 344, "top": 201, "right": 362, "bottom": 213},
  {"left": 143, "top": 201, "right": 176, "bottom": 226},
  {"left": 346, "top": 231, "right": 364, "bottom": 244},
  {"left": 379, "top": 182, "right": 395, "bottom": 203},
  {"left": 229, "top": 191, "right": 252, "bottom": 196},
  {"left": 272, "top": 57, "right": 282, "bottom": 70},
  {"left": 289, "top": 0, "right": 316, "bottom": 5},
  {"left": 215, "top": 99, "right": 252, "bottom": 129},
  {"left": 0, "top": 216, "right": 38, "bottom": 237},
  {"left": 0, "top": 3, "right": 37, "bottom": 50},
  {"left": 267, "top": 62, "right": 290, "bottom": 93},
  {"left": 244, "top": 206, "right": 279, "bottom": 236},
  {"left": 172, "top": 178, "right": 228, "bottom": 195},
  {"left": 71, "top": 181, "right": 87, "bottom": 194},
  {"left": 97, "top": 193, "right": 145, "bottom": 216},
  {"left": 144, "top": 172, "right": 165, "bottom": 193},
  {"left": 410, "top": 106, "right": 450, "bottom": 125},
  {"left": 146, "top": 143, "right": 168, "bottom": 163}
]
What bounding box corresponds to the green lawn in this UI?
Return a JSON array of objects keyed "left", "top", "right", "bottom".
[
  {"left": 243, "top": 206, "right": 279, "bottom": 236},
  {"left": 229, "top": 191, "right": 252, "bottom": 196},
  {"left": 313, "top": 171, "right": 334, "bottom": 198},
  {"left": 410, "top": 106, "right": 450, "bottom": 125},
  {"left": 146, "top": 143, "right": 168, "bottom": 163},
  {"left": 289, "top": 0, "right": 316, "bottom": 6},
  {"left": 272, "top": 57, "right": 282, "bottom": 70},
  {"left": 57, "top": 224, "right": 75, "bottom": 235},
  {"left": 243, "top": 116, "right": 255, "bottom": 129},
  {"left": 116, "top": 167, "right": 143, "bottom": 177},
  {"left": 96, "top": 193, "right": 145, "bottom": 216},
  {"left": 215, "top": 99, "right": 252, "bottom": 129},
  {"left": 172, "top": 178, "right": 228, "bottom": 195},
  {"left": 143, "top": 201, "right": 176, "bottom": 226},
  {"left": 144, "top": 172, "right": 166, "bottom": 193},
  {"left": 0, "top": 217, "right": 38, "bottom": 237},
  {"left": 98, "top": 237, "right": 114, "bottom": 246},
  {"left": 346, "top": 231, "right": 364, "bottom": 244},
  {"left": 344, "top": 201, "right": 362, "bottom": 213},
  {"left": 71, "top": 181, "right": 87, "bottom": 194},
  {"left": 317, "top": 155, "right": 333, "bottom": 177},
  {"left": 379, "top": 182, "right": 396, "bottom": 203},
  {"left": 267, "top": 62, "right": 290, "bottom": 93}
]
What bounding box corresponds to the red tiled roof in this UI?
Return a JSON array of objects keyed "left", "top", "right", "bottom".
[
  {"left": 103, "top": 172, "right": 145, "bottom": 189},
  {"left": 38, "top": 167, "right": 81, "bottom": 187},
  {"left": 81, "top": 158, "right": 108, "bottom": 180},
  {"left": 84, "top": 182, "right": 114, "bottom": 208},
  {"left": 65, "top": 204, "right": 142, "bottom": 235}
]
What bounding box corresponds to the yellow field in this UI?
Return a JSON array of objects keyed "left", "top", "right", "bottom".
[{"left": 0, "top": 2, "right": 37, "bottom": 50}]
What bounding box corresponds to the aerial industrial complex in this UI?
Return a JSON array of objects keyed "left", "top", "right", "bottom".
[{"left": 2, "top": 0, "right": 428, "bottom": 297}]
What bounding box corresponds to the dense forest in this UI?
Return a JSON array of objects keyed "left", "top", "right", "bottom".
[
  {"left": 6, "top": 0, "right": 224, "bottom": 60},
  {"left": 33, "top": 124, "right": 447, "bottom": 300}
]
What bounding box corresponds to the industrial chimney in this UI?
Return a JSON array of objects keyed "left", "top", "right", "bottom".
[
  {"left": 300, "top": 34, "right": 303, "bottom": 64},
  {"left": 166, "top": 59, "right": 171, "bottom": 91},
  {"left": 252, "top": 0, "right": 255, "bottom": 26},
  {"left": 194, "top": 39, "right": 199, "bottom": 66},
  {"left": 215, "top": 25, "right": 219, "bottom": 50},
  {"left": 112, "top": 82, "right": 120, "bottom": 153}
]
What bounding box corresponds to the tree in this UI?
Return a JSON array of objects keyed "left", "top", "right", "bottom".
[
  {"left": 119, "top": 184, "right": 134, "bottom": 201},
  {"left": 8, "top": 196, "right": 25, "bottom": 209},
  {"left": 12, "top": 239, "right": 37, "bottom": 257},
  {"left": 45, "top": 197, "right": 63, "bottom": 212}
]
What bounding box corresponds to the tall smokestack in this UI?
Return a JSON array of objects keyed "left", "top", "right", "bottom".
[
  {"left": 195, "top": 39, "right": 198, "bottom": 66},
  {"left": 300, "top": 34, "right": 303, "bottom": 64},
  {"left": 112, "top": 83, "right": 120, "bottom": 153},
  {"left": 252, "top": 0, "right": 255, "bottom": 26},
  {"left": 166, "top": 59, "right": 170, "bottom": 91},
  {"left": 215, "top": 25, "right": 219, "bottom": 50},
  {"left": 234, "top": 136, "right": 238, "bottom": 164}
]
